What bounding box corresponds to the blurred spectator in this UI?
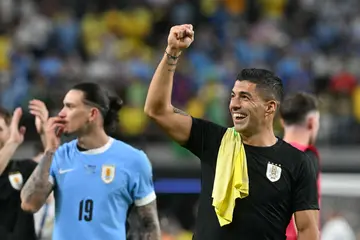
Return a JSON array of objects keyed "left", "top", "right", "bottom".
[
  {"left": 1, "top": 0, "right": 359, "bottom": 146},
  {"left": 321, "top": 211, "right": 356, "bottom": 240}
]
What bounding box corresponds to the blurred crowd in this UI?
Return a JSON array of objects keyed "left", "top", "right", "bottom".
[{"left": 0, "top": 0, "right": 360, "bottom": 145}]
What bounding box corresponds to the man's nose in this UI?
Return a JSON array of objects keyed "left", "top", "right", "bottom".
[
  {"left": 230, "top": 99, "right": 242, "bottom": 110},
  {"left": 58, "top": 109, "right": 66, "bottom": 118}
]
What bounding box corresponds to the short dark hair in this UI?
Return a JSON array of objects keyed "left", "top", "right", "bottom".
[
  {"left": 72, "top": 83, "right": 123, "bottom": 133},
  {"left": 237, "top": 68, "right": 284, "bottom": 103},
  {"left": 280, "top": 92, "right": 319, "bottom": 125},
  {"left": 0, "top": 107, "right": 11, "bottom": 125}
]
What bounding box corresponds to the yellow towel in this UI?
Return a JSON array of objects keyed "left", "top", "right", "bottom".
[{"left": 212, "top": 128, "right": 249, "bottom": 226}]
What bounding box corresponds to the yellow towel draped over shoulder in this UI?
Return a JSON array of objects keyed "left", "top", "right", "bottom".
[{"left": 212, "top": 128, "right": 249, "bottom": 227}]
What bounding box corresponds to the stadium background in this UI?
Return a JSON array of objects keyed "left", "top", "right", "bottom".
[{"left": 1, "top": 0, "right": 360, "bottom": 239}]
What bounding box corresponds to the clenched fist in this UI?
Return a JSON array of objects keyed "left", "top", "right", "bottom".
[{"left": 167, "top": 24, "right": 194, "bottom": 55}]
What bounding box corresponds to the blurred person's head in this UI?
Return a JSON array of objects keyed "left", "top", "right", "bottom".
[
  {"left": 0, "top": 107, "right": 11, "bottom": 149},
  {"left": 280, "top": 92, "right": 320, "bottom": 145},
  {"left": 229, "top": 68, "right": 284, "bottom": 138},
  {"left": 58, "top": 82, "right": 123, "bottom": 137}
]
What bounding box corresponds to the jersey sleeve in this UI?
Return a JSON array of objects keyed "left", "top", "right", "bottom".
[
  {"left": 292, "top": 153, "right": 320, "bottom": 213},
  {"left": 182, "top": 117, "right": 226, "bottom": 160},
  {"left": 131, "top": 152, "right": 156, "bottom": 207},
  {"left": 304, "top": 149, "right": 320, "bottom": 179}
]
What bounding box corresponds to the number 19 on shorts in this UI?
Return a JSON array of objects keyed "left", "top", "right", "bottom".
[{"left": 78, "top": 199, "right": 93, "bottom": 222}]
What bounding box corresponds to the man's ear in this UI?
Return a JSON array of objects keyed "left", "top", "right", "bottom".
[
  {"left": 306, "top": 115, "right": 314, "bottom": 131},
  {"left": 88, "top": 108, "right": 100, "bottom": 122},
  {"left": 265, "top": 100, "right": 277, "bottom": 117}
]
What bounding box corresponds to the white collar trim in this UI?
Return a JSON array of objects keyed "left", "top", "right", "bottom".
[{"left": 80, "top": 137, "right": 114, "bottom": 155}]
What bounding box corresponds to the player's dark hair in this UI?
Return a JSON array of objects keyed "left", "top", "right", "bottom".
[
  {"left": 0, "top": 107, "right": 11, "bottom": 125},
  {"left": 72, "top": 83, "right": 123, "bottom": 133},
  {"left": 237, "top": 68, "right": 284, "bottom": 103},
  {"left": 280, "top": 92, "right": 319, "bottom": 125}
]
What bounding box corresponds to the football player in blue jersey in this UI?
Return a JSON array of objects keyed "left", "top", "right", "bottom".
[{"left": 20, "top": 83, "right": 161, "bottom": 240}]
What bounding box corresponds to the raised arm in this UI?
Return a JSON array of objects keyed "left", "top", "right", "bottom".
[
  {"left": 0, "top": 142, "right": 19, "bottom": 175},
  {"left": 30, "top": 99, "right": 50, "bottom": 150},
  {"left": 144, "top": 24, "right": 194, "bottom": 145},
  {"left": 0, "top": 108, "right": 25, "bottom": 175},
  {"left": 21, "top": 117, "right": 65, "bottom": 212}
]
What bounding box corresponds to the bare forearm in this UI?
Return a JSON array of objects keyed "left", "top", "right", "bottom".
[
  {"left": 40, "top": 134, "right": 47, "bottom": 151},
  {"left": 144, "top": 47, "right": 180, "bottom": 115},
  {"left": 20, "top": 151, "right": 54, "bottom": 211},
  {"left": 298, "top": 228, "right": 319, "bottom": 240},
  {"left": 0, "top": 142, "right": 19, "bottom": 175},
  {"left": 137, "top": 201, "right": 161, "bottom": 240},
  {"left": 141, "top": 223, "right": 161, "bottom": 240}
]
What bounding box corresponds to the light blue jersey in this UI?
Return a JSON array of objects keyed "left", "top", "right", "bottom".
[{"left": 48, "top": 138, "right": 156, "bottom": 240}]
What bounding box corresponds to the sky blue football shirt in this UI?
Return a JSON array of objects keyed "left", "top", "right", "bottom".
[{"left": 48, "top": 138, "right": 156, "bottom": 240}]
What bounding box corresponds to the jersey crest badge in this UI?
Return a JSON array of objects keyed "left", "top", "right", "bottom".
[
  {"left": 266, "top": 162, "right": 282, "bottom": 182},
  {"left": 101, "top": 165, "right": 115, "bottom": 184},
  {"left": 8, "top": 171, "right": 23, "bottom": 190}
]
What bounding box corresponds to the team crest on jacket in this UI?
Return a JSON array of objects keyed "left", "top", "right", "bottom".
[
  {"left": 266, "top": 162, "right": 282, "bottom": 182},
  {"left": 101, "top": 165, "right": 115, "bottom": 184},
  {"left": 8, "top": 171, "right": 23, "bottom": 190}
]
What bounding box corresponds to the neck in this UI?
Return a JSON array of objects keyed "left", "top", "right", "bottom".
[
  {"left": 241, "top": 126, "right": 277, "bottom": 147},
  {"left": 283, "top": 126, "right": 310, "bottom": 146},
  {"left": 77, "top": 128, "right": 109, "bottom": 150}
]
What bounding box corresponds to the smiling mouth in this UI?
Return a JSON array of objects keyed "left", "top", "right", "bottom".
[{"left": 233, "top": 113, "right": 248, "bottom": 121}]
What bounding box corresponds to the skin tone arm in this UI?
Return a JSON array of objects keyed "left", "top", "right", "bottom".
[
  {"left": 0, "top": 100, "right": 49, "bottom": 176},
  {"left": 0, "top": 142, "right": 18, "bottom": 176},
  {"left": 144, "top": 24, "right": 195, "bottom": 145},
  {"left": 20, "top": 151, "right": 54, "bottom": 212},
  {"left": 295, "top": 210, "right": 319, "bottom": 240},
  {"left": 21, "top": 117, "right": 65, "bottom": 212},
  {"left": 31, "top": 99, "right": 50, "bottom": 150},
  {"left": 0, "top": 108, "right": 25, "bottom": 175},
  {"left": 136, "top": 200, "right": 161, "bottom": 240}
]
